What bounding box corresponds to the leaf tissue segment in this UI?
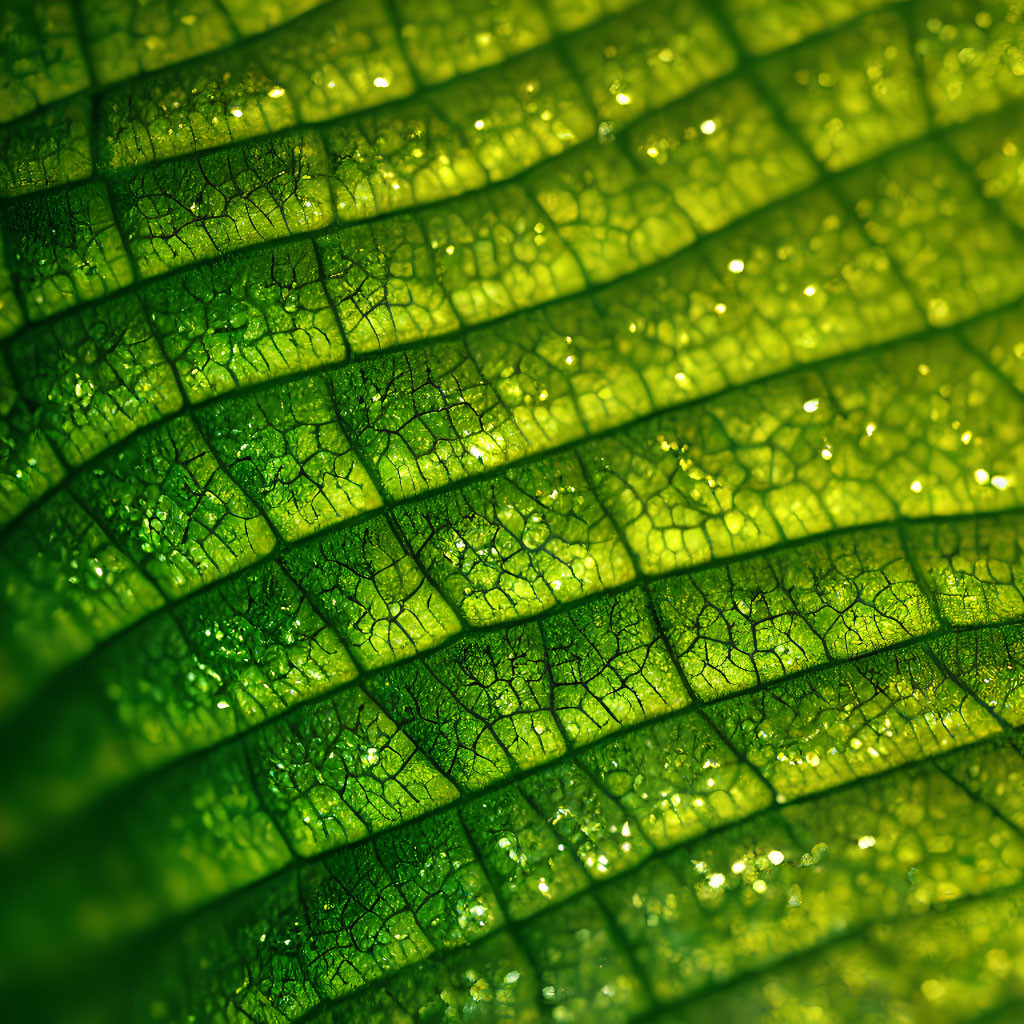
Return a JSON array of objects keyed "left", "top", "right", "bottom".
[{"left": 1, "top": 1, "right": 1024, "bottom": 1022}]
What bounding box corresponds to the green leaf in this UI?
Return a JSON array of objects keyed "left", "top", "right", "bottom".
[{"left": 1, "top": 1, "right": 1024, "bottom": 1021}]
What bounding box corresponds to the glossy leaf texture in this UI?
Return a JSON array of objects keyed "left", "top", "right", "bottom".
[{"left": 1, "top": 0, "right": 1024, "bottom": 1021}]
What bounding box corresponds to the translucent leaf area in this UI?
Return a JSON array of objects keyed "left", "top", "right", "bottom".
[{"left": 1, "top": 1, "right": 1024, "bottom": 1021}]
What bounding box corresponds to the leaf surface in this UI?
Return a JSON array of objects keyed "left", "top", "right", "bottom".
[{"left": 1, "top": 1, "right": 1024, "bottom": 1021}]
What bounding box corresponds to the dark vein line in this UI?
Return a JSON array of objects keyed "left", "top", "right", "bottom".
[
  {"left": 934, "top": 759, "right": 1024, "bottom": 840},
  {"left": 6, "top": 29, "right": 1024, "bottom": 376},
  {"left": 0, "top": 0, "right": 899, "bottom": 198},
  {"left": 258, "top": 760, "right": 1024, "bottom": 1024},
  {"left": 621, "top": 881, "right": 1024, "bottom": 1024},
  {"left": 453, "top": 803, "right": 556, "bottom": 1023},
  {"left": 5, "top": 499, "right": 1022, "bottom": 855},
  {"left": 0, "top": 0, "right": 351, "bottom": 134},
  {"left": 0, "top": 0, "right": 652, "bottom": 198},
  {"left": 6, "top": 285, "right": 1020, "bottom": 739},
  {"left": 6, "top": 86, "right": 1024, "bottom": 547},
  {"left": 927, "top": 644, "right": 1017, "bottom": 734},
  {"left": 7, "top": 608, "right": 1023, "bottom": 987}
]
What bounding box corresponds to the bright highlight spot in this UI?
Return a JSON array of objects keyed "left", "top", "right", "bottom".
[
  {"left": 267, "top": 87, "right": 286, "bottom": 98},
  {"left": 714, "top": 302, "right": 727, "bottom": 314},
  {"left": 728, "top": 259, "right": 744, "bottom": 273},
  {"left": 820, "top": 448, "right": 832, "bottom": 461},
  {"left": 646, "top": 146, "right": 659, "bottom": 158},
  {"left": 975, "top": 468, "right": 990, "bottom": 485},
  {"left": 615, "top": 93, "right": 631, "bottom": 105},
  {"left": 992, "top": 475, "right": 1009, "bottom": 490},
  {"left": 910, "top": 479, "right": 923, "bottom": 493},
  {"left": 865, "top": 422, "right": 876, "bottom": 437},
  {"left": 230, "top": 108, "right": 244, "bottom": 118},
  {"left": 803, "top": 284, "right": 816, "bottom": 296},
  {"left": 731, "top": 860, "right": 746, "bottom": 874},
  {"left": 858, "top": 835, "right": 876, "bottom": 849},
  {"left": 373, "top": 77, "right": 390, "bottom": 88},
  {"left": 474, "top": 119, "right": 485, "bottom": 130},
  {"left": 803, "top": 398, "right": 819, "bottom": 413},
  {"left": 700, "top": 119, "right": 717, "bottom": 135},
  {"left": 768, "top": 850, "right": 785, "bottom": 865},
  {"left": 708, "top": 873, "right": 726, "bottom": 889}
]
